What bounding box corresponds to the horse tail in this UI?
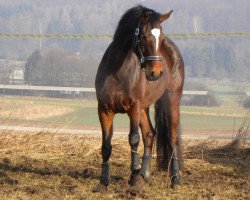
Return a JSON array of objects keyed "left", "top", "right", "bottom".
[{"left": 154, "top": 90, "right": 183, "bottom": 171}]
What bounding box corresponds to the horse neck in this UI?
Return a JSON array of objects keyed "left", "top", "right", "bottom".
[
  {"left": 111, "top": 35, "right": 139, "bottom": 68},
  {"left": 117, "top": 49, "right": 141, "bottom": 80},
  {"left": 110, "top": 39, "right": 142, "bottom": 90},
  {"left": 112, "top": 36, "right": 132, "bottom": 56}
]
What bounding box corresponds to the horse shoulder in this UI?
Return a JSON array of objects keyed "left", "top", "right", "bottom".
[{"left": 96, "top": 49, "right": 144, "bottom": 112}]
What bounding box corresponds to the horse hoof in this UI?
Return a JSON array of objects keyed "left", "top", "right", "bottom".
[
  {"left": 92, "top": 183, "right": 108, "bottom": 193},
  {"left": 128, "top": 176, "right": 136, "bottom": 186},
  {"left": 128, "top": 169, "right": 141, "bottom": 186},
  {"left": 129, "top": 174, "right": 145, "bottom": 196},
  {"left": 129, "top": 174, "right": 145, "bottom": 187},
  {"left": 170, "top": 176, "right": 180, "bottom": 190},
  {"left": 170, "top": 183, "right": 179, "bottom": 190}
]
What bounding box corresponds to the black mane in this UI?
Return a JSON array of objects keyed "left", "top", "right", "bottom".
[
  {"left": 113, "top": 5, "right": 161, "bottom": 42},
  {"left": 100, "top": 6, "right": 162, "bottom": 74}
]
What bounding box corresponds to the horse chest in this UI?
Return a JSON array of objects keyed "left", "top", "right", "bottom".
[
  {"left": 142, "top": 82, "right": 167, "bottom": 107},
  {"left": 100, "top": 73, "right": 144, "bottom": 113},
  {"left": 112, "top": 91, "right": 134, "bottom": 113},
  {"left": 105, "top": 77, "right": 166, "bottom": 112}
]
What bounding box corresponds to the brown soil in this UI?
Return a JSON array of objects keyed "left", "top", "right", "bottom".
[{"left": 0, "top": 131, "right": 249, "bottom": 199}]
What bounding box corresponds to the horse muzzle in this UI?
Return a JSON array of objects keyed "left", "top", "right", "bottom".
[
  {"left": 146, "top": 70, "right": 163, "bottom": 81},
  {"left": 144, "top": 58, "right": 163, "bottom": 81}
]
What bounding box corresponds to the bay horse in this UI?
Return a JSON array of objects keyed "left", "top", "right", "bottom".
[{"left": 94, "top": 5, "right": 184, "bottom": 192}]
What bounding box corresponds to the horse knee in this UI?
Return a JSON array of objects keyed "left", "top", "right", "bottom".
[
  {"left": 102, "top": 142, "right": 112, "bottom": 161},
  {"left": 129, "top": 131, "right": 140, "bottom": 150}
]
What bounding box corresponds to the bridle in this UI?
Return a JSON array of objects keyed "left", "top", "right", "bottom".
[{"left": 134, "top": 18, "right": 162, "bottom": 67}]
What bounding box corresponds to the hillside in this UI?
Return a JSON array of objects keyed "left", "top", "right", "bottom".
[{"left": 0, "top": 0, "right": 249, "bottom": 82}]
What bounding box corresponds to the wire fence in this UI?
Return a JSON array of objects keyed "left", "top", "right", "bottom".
[{"left": 0, "top": 32, "right": 250, "bottom": 39}]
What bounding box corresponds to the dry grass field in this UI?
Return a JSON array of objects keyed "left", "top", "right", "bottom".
[{"left": 0, "top": 131, "right": 249, "bottom": 200}]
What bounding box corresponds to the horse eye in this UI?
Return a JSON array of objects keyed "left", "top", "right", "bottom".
[{"left": 141, "top": 35, "right": 146, "bottom": 40}]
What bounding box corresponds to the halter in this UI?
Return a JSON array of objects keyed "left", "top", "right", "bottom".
[{"left": 134, "top": 19, "right": 162, "bottom": 66}]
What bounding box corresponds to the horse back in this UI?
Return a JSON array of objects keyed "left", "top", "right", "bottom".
[{"left": 162, "top": 36, "right": 185, "bottom": 94}]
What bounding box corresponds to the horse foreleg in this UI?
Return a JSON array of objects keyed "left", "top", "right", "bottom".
[
  {"left": 139, "top": 108, "right": 155, "bottom": 181},
  {"left": 128, "top": 102, "right": 141, "bottom": 185},
  {"left": 93, "top": 105, "right": 114, "bottom": 193}
]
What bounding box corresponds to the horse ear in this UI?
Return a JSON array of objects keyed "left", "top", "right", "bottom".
[
  {"left": 141, "top": 11, "right": 150, "bottom": 23},
  {"left": 160, "top": 10, "right": 173, "bottom": 23}
]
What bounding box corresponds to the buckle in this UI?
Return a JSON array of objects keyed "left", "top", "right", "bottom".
[
  {"left": 135, "top": 28, "right": 139, "bottom": 36},
  {"left": 140, "top": 57, "right": 145, "bottom": 64}
]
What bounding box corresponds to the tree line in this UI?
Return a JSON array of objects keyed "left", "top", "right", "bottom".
[{"left": 25, "top": 47, "right": 101, "bottom": 87}]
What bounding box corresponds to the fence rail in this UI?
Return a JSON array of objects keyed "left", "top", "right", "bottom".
[
  {"left": 0, "top": 84, "right": 95, "bottom": 92},
  {"left": 0, "top": 85, "right": 249, "bottom": 96}
]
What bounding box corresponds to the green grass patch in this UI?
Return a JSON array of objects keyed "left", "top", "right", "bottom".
[{"left": 0, "top": 96, "right": 249, "bottom": 131}]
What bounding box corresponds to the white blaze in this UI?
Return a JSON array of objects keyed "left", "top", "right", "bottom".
[{"left": 151, "top": 28, "right": 160, "bottom": 51}]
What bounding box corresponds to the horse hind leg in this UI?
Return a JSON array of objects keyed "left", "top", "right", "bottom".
[
  {"left": 93, "top": 105, "right": 114, "bottom": 193},
  {"left": 139, "top": 108, "right": 155, "bottom": 181},
  {"left": 168, "top": 95, "right": 182, "bottom": 189},
  {"left": 155, "top": 91, "right": 183, "bottom": 190}
]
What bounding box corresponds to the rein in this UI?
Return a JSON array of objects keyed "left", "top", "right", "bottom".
[{"left": 134, "top": 18, "right": 162, "bottom": 67}]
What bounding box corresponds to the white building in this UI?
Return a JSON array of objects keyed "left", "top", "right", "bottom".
[{"left": 9, "top": 67, "right": 24, "bottom": 84}]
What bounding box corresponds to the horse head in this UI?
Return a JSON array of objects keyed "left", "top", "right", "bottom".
[{"left": 135, "top": 9, "right": 173, "bottom": 81}]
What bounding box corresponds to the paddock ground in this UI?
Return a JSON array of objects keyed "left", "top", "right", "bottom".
[{"left": 0, "top": 131, "right": 249, "bottom": 200}]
